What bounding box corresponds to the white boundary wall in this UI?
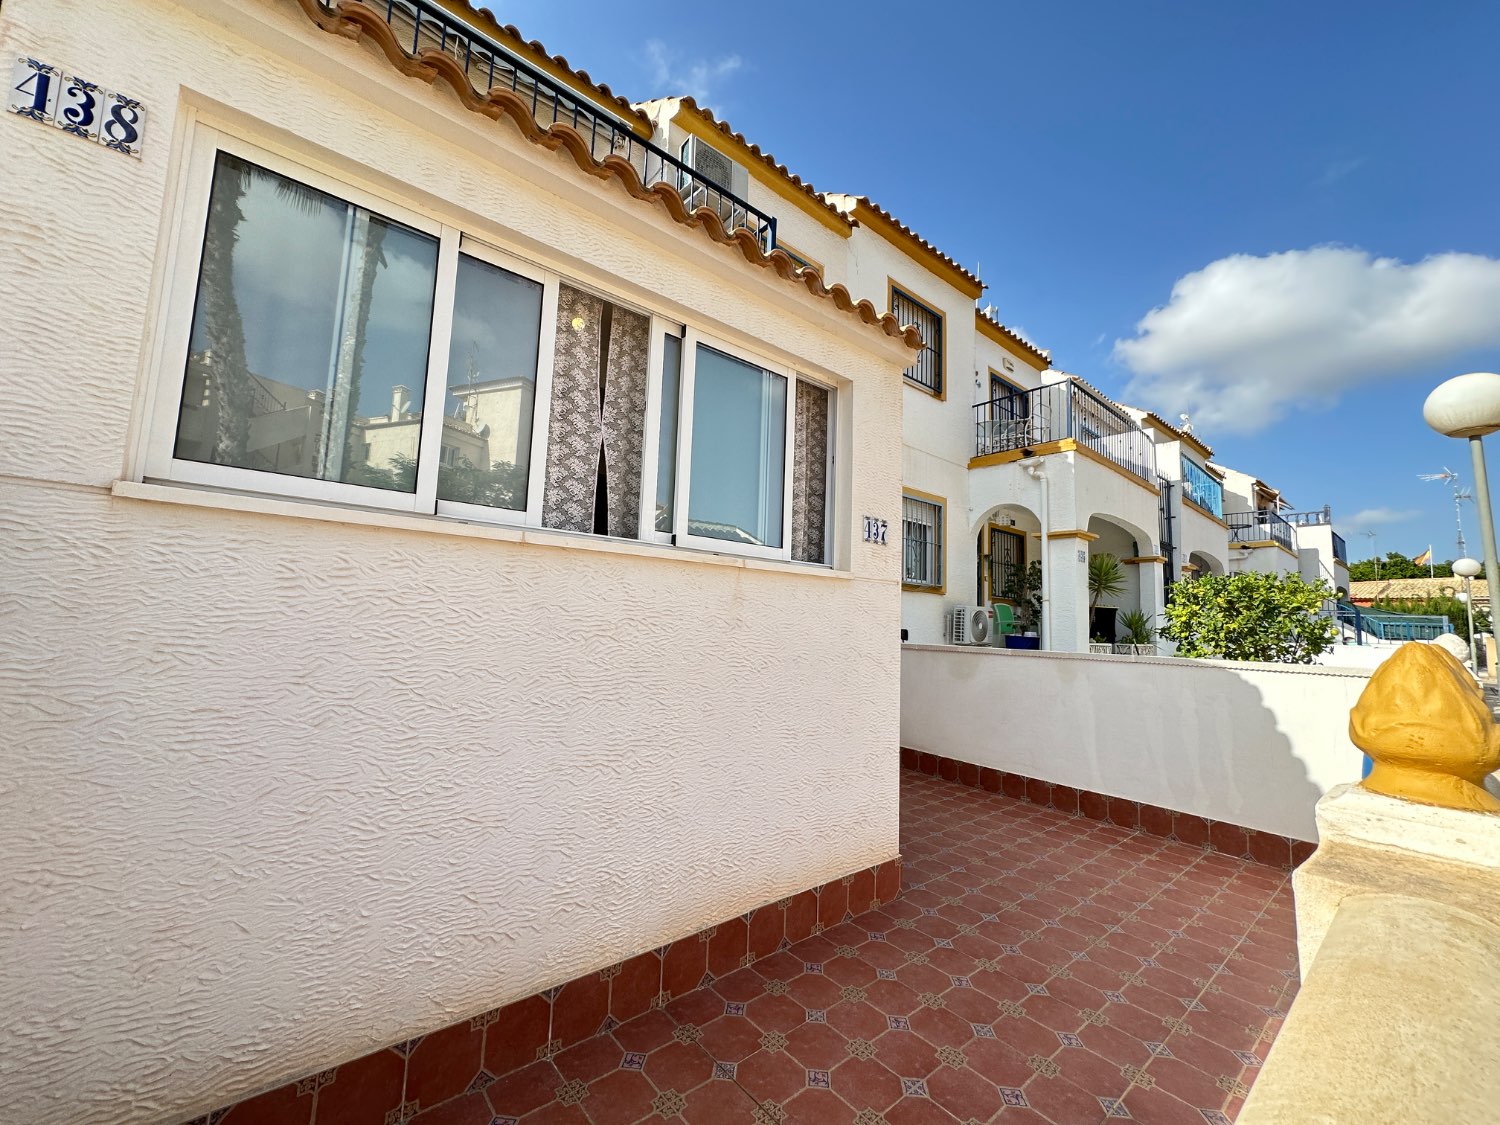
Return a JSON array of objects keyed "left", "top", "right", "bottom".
[{"left": 901, "top": 645, "right": 1371, "bottom": 841}]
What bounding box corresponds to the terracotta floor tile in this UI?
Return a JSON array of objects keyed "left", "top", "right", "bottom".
[
  {"left": 924, "top": 1062, "right": 1007, "bottom": 1121},
  {"left": 882, "top": 1092, "right": 963, "bottom": 1125},
  {"left": 485, "top": 1061, "right": 565, "bottom": 1119},
  {"left": 696, "top": 1015, "right": 766, "bottom": 1064},
  {"left": 782, "top": 1020, "right": 850, "bottom": 1071},
  {"left": 828, "top": 1055, "right": 905, "bottom": 1112},
  {"left": 731, "top": 1045, "right": 809, "bottom": 1104},
  {"left": 777, "top": 1086, "right": 857, "bottom": 1125},
  {"left": 1118, "top": 1081, "right": 1221, "bottom": 1124},
  {"left": 409, "top": 1091, "right": 493, "bottom": 1125},
  {"left": 677, "top": 1077, "right": 760, "bottom": 1123},
  {"left": 642, "top": 1040, "right": 716, "bottom": 1095},
  {"left": 574, "top": 1067, "right": 657, "bottom": 1125},
  {"left": 1019, "top": 1069, "right": 1111, "bottom": 1125}
]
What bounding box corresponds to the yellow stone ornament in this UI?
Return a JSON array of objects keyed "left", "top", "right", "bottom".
[{"left": 1351, "top": 642, "right": 1500, "bottom": 813}]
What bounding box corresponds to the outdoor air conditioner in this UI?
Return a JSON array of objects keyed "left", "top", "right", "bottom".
[
  {"left": 951, "top": 604, "right": 993, "bottom": 646},
  {"left": 678, "top": 135, "right": 750, "bottom": 204}
]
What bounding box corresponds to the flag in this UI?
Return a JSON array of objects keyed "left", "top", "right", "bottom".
[{"left": 1414, "top": 546, "right": 1432, "bottom": 566}]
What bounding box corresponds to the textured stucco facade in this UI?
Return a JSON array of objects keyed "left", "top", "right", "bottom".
[{"left": 0, "top": 1, "right": 909, "bottom": 1121}]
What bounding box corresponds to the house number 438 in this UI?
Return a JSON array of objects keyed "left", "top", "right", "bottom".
[{"left": 10, "top": 57, "right": 146, "bottom": 157}]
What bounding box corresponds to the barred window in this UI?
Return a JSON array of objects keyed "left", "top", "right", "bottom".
[
  {"left": 902, "top": 493, "right": 944, "bottom": 589},
  {"left": 891, "top": 287, "right": 943, "bottom": 394}
]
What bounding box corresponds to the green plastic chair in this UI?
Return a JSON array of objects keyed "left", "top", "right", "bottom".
[{"left": 991, "top": 603, "right": 1017, "bottom": 636}]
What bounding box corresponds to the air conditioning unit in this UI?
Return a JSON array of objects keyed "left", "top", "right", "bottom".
[
  {"left": 678, "top": 135, "right": 750, "bottom": 204},
  {"left": 950, "top": 604, "right": 993, "bottom": 646}
]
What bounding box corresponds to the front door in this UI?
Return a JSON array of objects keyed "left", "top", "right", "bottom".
[{"left": 987, "top": 525, "right": 1025, "bottom": 603}]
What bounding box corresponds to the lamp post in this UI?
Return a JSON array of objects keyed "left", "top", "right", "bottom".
[
  {"left": 1454, "top": 557, "right": 1482, "bottom": 673},
  {"left": 1424, "top": 373, "right": 1500, "bottom": 682}
]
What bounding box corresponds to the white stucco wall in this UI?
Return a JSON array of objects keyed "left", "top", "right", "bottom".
[
  {"left": 0, "top": 1, "right": 909, "bottom": 1121},
  {"left": 901, "top": 645, "right": 1371, "bottom": 842}
]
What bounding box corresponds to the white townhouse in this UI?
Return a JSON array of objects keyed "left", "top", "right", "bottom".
[{"left": 0, "top": 1, "right": 917, "bottom": 1122}]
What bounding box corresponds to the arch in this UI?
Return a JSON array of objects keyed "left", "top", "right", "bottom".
[
  {"left": 973, "top": 502, "right": 1041, "bottom": 606},
  {"left": 1188, "top": 549, "right": 1226, "bottom": 577},
  {"left": 1085, "top": 512, "right": 1157, "bottom": 641}
]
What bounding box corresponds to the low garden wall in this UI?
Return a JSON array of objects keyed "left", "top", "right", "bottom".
[{"left": 901, "top": 645, "right": 1372, "bottom": 841}]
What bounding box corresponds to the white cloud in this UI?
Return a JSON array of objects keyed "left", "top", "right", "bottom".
[
  {"left": 1113, "top": 246, "right": 1500, "bottom": 434},
  {"left": 1347, "top": 507, "right": 1422, "bottom": 529},
  {"left": 644, "top": 39, "right": 743, "bottom": 108}
]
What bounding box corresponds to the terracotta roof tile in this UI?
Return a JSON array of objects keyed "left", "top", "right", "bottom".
[
  {"left": 975, "top": 306, "right": 1050, "bottom": 369},
  {"left": 826, "top": 195, "right": 984, "bottom": 297},
  {"left": 441, "top": 1, "right": 650, "bottom": 129},
  {"left": 289, "top": 0, "right": 922, "bottom": 351},
  {"left": 637, "top": 97, "right": 851, "bottom": 228}
]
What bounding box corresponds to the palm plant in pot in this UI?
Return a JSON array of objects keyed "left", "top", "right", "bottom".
[
  {"left": 1002, "top": 561, "right": 1044, "bottom": 649},
  {"left": 1116, "top": 608, "right": 1156, "bottom": 656},
  {"left": 1088, "top": 552, "right": 1126, "bottom": 642}
]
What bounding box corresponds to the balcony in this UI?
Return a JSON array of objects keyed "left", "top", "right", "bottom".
[
  {"left": 1227, "top": 508, "right": 1294, "bottom": 551},
  {"left": 973, "top": 379, "right": 1157, "bottom": 486},
  {"left": 371, "top": 0, "right": 778, "bottom": 251},
  {"left": 1181, "top": 457, "right": 1223, "bottom": 518}
]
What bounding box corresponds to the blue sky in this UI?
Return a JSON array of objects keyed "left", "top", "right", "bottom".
[{"left": 505, "top": 0, "right": 1500, "bottom": 562}]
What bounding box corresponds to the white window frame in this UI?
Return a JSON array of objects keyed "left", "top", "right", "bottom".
[
  {"left": 638, "top": 316, "right": 682, "bottom": 545},
  {"left": 144, "top": 128, "right": 450, "bottom": 514},
  {"left": 794, "top": 372, "right": 837, "bottom": 566},
  {"left": 428, "top": 233, "right": 558, "bottom": 528},
  {"left": 674, "top": 330, "right": 797, "bottom": 563},
  {"left": 140, "top": 120, "right": 849, "bottom": 571}
]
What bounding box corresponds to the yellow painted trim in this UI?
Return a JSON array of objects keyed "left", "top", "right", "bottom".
[
  {"left": 674, "top": 112, "right": 851, "bottom": 238},
  {"left": 901, "top": 487, "right": 947, "bottom": 595},
  {"left": 1122, "top": 556, "right": 1168, "bottom": 565},
  {"left": 976, "top": 311, "right": 1048, "bottom": 369},
  {"left": 1028, "top": 529, "right": 1101, "bottom": 542},
  {"left": 428, "top": 0, "right": 655, "bottom": 137},
  {"left": 856, "top": 201, "right": 984, "bottom": 299},
  {"left": 1180, "top": 562, "right": 1201, "bottom": 573},
  {"left": 1072, "top": 442, "right": 1162, "bottom": 496},
  {"left": 774, "top": 238, "right": 824, "bottom": 275},
  {"left": 1182, "top": 496, "right": 1229, "bottom": 528},
  {"left": 968, "top": 438, "right": 1077, "bottom": 470},
  {"left": 889, "top": 279, "right": 947, "bottom": 401}
]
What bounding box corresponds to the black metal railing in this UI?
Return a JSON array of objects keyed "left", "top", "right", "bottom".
[
  {"left": 972, "top": 379, "right": 1156, "bottom": 485},
  {"left": 1226, "top": 509, "right": 1294, "bottom": 551},
  {"left": 1159, "top": 477, "right": 1176, "bottom": 585},
  {"left": 893, "top": 288, "right": 943, "bottom": 394},
  {"left": 371, "top": 0, "right": 777, "bottom": 252}
]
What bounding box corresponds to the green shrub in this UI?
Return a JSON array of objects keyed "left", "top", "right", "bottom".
[{"left": 1161, "top": 572, "right": 1338, "bottom": 663}]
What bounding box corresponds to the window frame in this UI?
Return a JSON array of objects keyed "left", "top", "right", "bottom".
[
  {"left": 888, "top": 280, "right": 946, "bottom": 399},
  {"left": 901, "top": 488, "right": 947, "bottom": 594},
  {"left": 143, "top": 128, "right": 451, "bottom": 514},
  {"left": 139, "top": 118, "right": 848, "bottom": 570},
  {"left": 792, "top": 372, "right": 838, "bottom": 566},
  {"left": 674, "top": 329, "right": 798, "bottom": 563},
  {"left": 985, "top": 523, "right": 1026, "bottom": 604}
]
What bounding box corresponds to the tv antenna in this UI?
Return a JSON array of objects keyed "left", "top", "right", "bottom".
[
  {"left": 1362, "top": 529, "right": 1379, "bottom": 579},
  {"left": 1419, "top": 468, "right": 1473, "bottom": 557}
]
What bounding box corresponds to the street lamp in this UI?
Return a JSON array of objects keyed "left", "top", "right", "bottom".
[
  {"left": 1424, "top": 372, "right": 1500, "bottom": 682},
  {"left": 1454, "top": 557, "right": 1482, "bottom": 672}
]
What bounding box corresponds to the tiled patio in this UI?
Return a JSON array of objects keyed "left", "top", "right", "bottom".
[{"left": 414, "top": 770, "right": 1299, "bottom": 1125}]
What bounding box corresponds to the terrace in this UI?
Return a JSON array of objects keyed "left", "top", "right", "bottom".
[
  {"left": 217, "top": 769, "right": 1296, "bottom": 1124},
  {"left": 1224, "top": 510, "right": 1293, "bottom": 553},
  {"left": 973, "top": 380, "right": 1158, "bottom": 487}
]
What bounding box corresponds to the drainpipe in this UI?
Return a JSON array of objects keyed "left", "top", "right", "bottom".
[{"left": 1023, "top": 459, "right": 1051, "bottom": 650}]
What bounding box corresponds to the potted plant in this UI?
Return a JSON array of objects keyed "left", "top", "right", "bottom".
[
  {"left": 1088, "top": 552, "right": 1125, "bottom": 642},
  {"left": 1002, "top": 561, "right": 1043, "bottom": 649},
  {"left": 1117, "top": 609, "right": 1156, "bottom": 656}
]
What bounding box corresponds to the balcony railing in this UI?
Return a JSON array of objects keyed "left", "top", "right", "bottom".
[
  {"left": 371, "top": 0, "right": 778, "bottom": 252},
  {"left": 1180, "top": 458, "right": 1223, "bottom": 519},
  {"left": 973, "top": 380, "right": 1156, "bottom": 486},
  {"left": 1227, "top": 509, "right": 1294, "bottom": 551},
  {"left": 1284, "top": 505, "right": 1334, "bottom": 527}
]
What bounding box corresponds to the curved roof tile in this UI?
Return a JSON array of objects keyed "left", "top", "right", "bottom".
[
  {"left": 290, "top": 0, "right": 923, "bottom": 351},
  {"left": 827, "top": 195, "right": 984, "bottom": 297},
  {"left": 639, "top": 96, "right": 852, "bottom": 228}
]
